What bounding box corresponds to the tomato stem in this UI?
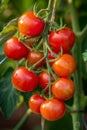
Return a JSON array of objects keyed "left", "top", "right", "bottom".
[
  {"left": 68, "top": 0, "right": 85, "bottom": 130},
  {"left": 50, "top": 0, "right": 57, "bottom": 22},
  {"left": 47, "top": 0, "right": 53, "bottom": 11},
  {"left": 13, "top": 109, "right": 32, "bottom": 130},
  {"left": 76, "top": 25, "right": 87, "bottom": 42},
  {"left": 42, "top": 0, "right": 59, "bottom": 98},
  {"left": 29, "top": 56, "right": 46, "bottom": 70},
  {"left": 44, "top": 42, "right": 57, "bottom": 57},
  {"left": 35, "top": 38, "right": 43, "bottom": 50},
  {"left": 41, "top": 116, "right": 45, "bottom": 130},
  {"left": 46, "top": 58, "right": 52, "bottom": 98}
]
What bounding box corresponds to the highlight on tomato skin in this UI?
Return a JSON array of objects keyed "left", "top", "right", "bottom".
[
  {"left": 28, "top": 94, "right": 46, "bottom": 114},
  {"left": 52, "top": 77, "right": 75, "bottom": 101},
  {"left": 18, "top": 11, "right": 45, "bottom": 37},
  {"left": 4, "top": 37, "right": 29, "bottom": 60},
  {"left": 12, "top": 66, "right": 39, "bottom": 92},
  {"left": 48, "top": 27, "right": 76, "bottom": 53},
  {"left": 52, "top": 54, "right": 76, "bottom": 77},
  {"left": 40, "top": 98, "right": 66, "bottom": 121}
]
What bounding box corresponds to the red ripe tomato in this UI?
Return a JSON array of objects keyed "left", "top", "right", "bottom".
[
  {"left": 12, "top": 66, "right": 39, "bottom": 92},
  {"left": 39, "top": 71, "right": 49, "bottom": 89},
  {"left": 27, "top": 50, "right": 45, "bottom": 68},
  {"left": 40, "top": 98, "right": 66, "bottom": 121},
  {"left": 18, "top": 11, "right": 45, "bottom": 36},
  {"left": 28, "top": 94, "right": 45, "bottom": 114},
  {"left": 52, "top": 54, "right": 76, "bottom": 77},
  {"left": 52, "top": 78, "right": 75, "bottom": 100},
  {"left": 48, "top": 27, "right": 75, "bottom": 53},
  {"left": 4, "top": 37, "right": 28, "bottom": 60}
]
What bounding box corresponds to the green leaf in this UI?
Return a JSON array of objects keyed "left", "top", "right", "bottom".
[
  {"left": 0, "top": 25, "right": 17, "bottom": 34},
  {"left": 0, "top": 68, "right": 20, "bottom": 118},
  {"left": 0, "top": 54, "right": 7, "bottom": 65},
  {"left": 10, "top": 0, "right": 36, "bottom": 14},
  {"left": 0, "top": 18, "right": 18, "bottom": 35},
  {"left": 0, "top": 18, "right": 18, "bottom": 55},
  {"left": 0, "top": 0, "right": 9, "bottom": 13},
  {"left": 0, "top": 59, "right": 17, "bottom": 77},
  {"left": 82, "top": 51, "right": 87, "bottom": 62},
  {"left": 21, "top": 92, "right": 33, "bottom": 107}
]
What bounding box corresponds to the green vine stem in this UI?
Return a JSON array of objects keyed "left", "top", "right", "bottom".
[
  {"left": 40, "top": 0, "right": 57, "bottom": 129},
  {"left": 50, "top": 0, "right": 57, "bottom": 22},
  {"left": 47, "top": 0, "right": 53, "bottom": 11},
  {"left": 41, "top": 116, "right": 45, "bottom": 130},
  {"left": 68, "top": 0, "right": 86, "bottom": 130},
  {"left": 13, "top": 109, "right": 32, "bottom": 130}
]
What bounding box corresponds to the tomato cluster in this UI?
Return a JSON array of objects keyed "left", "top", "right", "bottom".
[{"left": 4, "top": 11, "right": 76, "bottom": 121}]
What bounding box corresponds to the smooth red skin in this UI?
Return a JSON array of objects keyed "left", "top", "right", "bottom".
[
  {"left": 4, "top": 37, "right": 28, "bottom": 60},
  {"left": 12, "top": 67, "right": 39, "bottom": 92},
  {"left": 40, "top": 98, "right": 66, "bottom": 121},
  {"left": 52, "top": 78, "right": 75, "bottom": 100},
  {"left": 48, "top": 27, "right": 75, "bottom": 53},
  {"left": 18, "top": 11, "right": 45, "bottom": 36},
  {"left": 27, "top": 50, "right": 45, "bottom": 68},
  {"left": 39, "top": 71, "right": 49, "bottom": 89},
  {"left": 52, "top": 54, "right": 76, "bottom": 77},
  {"left": 29, "top": 94, "right": 45, "bottom": 114}
]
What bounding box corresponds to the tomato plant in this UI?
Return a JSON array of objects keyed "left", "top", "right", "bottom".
[
  {"left": 12, "top": 66, "right": 39, "bottom": 92},
  {"left": 52, "top": 77, "right": 75, "bottom": 100},
  {"left": 40, "top": 98, "right": 66, "bottom": 121},
  {"left": 18, "top": 11, "right": 45, "bottom": 36},
  {"left": 28, "top": 94, "right": 45, "bottom": 114},
  {"left": 0, "top": 0, "right": 87, "bottom": 130}
]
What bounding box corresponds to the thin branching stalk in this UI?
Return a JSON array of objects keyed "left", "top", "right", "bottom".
[
  {"left": 13, "top": 109, "right": 32, "bottom": 130},
  {"left": 50, "top": 0, "right": 57, "bottom": 22}
]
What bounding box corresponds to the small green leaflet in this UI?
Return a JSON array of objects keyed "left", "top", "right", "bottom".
[
  {"left": 0, "top": 18, "right": 18, "bottom": 35},
  {"left": 0, "top": 54, "right": 7, "bottom": 65},
  {"left": 82, "top": 51, "right": 87, "bottom": 62},
  {"left": 0, "top": 18, "right": 18, "bottom": 55},
  {"left": 0, "top": 68, "right": 20, "bottom": 118}
]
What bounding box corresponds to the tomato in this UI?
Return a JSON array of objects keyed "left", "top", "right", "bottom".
[
  {"left": 12, "top": 66, "right": 39, "bottom": 92},
  {"left": 52, "top": 78, "right": 75, "bottom": 100},
  {"left": 18, "top": 11, "right": 45, "bottom": 36},
  {"left": 4, "top": 37, "right": 28, "bottom": 60},
  {"left": 27, "top": 50, "right": 45, "bottom": 68},
  {"left": 28, "top": 94, "right": 45, "bottom": 114},
  {"left": 39, "top": 71, "right": 49, "bottom": 89},
  {"left": 48, "top": 27, "right": 75, "bottom": 53},
  {"left": 52, "top": 54, "right": 76, "bottom": 77},
  {"left": 40, "top": 98, "right": 66, "bottom": 121}
]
